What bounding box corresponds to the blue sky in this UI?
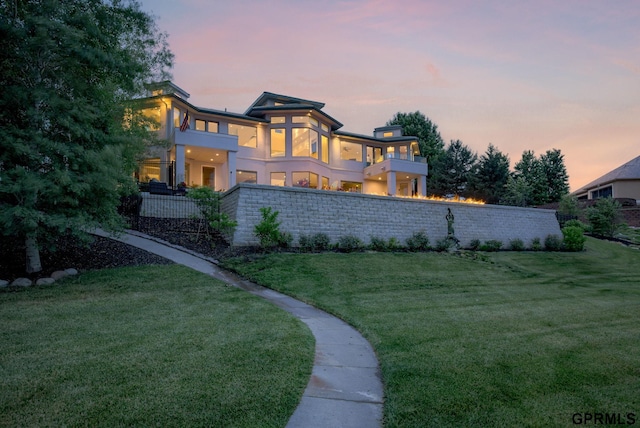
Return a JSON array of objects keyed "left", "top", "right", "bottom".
[{"left": 139, "top": 0, "right": 640, "bottom": 191}]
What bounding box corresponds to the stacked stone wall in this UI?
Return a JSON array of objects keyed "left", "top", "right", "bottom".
[{"left": 221, "top": 184, "right": 562, "bottom": 248}]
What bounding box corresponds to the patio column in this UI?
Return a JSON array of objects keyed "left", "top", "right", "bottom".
[
  {"left": 175, "top": 144, "right": 186, "bottom": 186},
  {"left": 386, "top": 171, "right": 396, "bottom": 196},
  {"left": 418, "top": 175, "right": 427, "bottom": 196},
  {"left": 228, "top": 151, "right": 237, "bottom": 188}
]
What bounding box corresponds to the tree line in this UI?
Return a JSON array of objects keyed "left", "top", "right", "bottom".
[{"left": 387, "top": 112, "right": 570, "bottom": 205}]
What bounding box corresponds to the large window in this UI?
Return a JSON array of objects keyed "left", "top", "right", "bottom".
[
  {"left": 292, "top": 116, "right": 318, "bottom": 127},
  {"left": 340, "top": 141, "right": 363, "bottom": 162},
  {"left": 341, "top": 181, "right": 362, "bottom": 193},
  {"left": 173, "top": 107, "right": 181, "bottom": 128},
  {"left": 591, "top": 186, "right": 612, "bottom": 199},
  {"left": 292, "top": 128, "right": 319, "bottom": 159},
  {"left": 292, "top": 171, "right": 318, "bottom": 188},
  {"left": 196, "top": 119, "right": 218, "bottom": 133},
  {"left": 208, "top": 121, "right": 218, "bottom": 133},
  {"left": 237, "top": 170, "right": 257, "bottom": 184},
  {"left": 229, "top": 124, "right": 257, "bottom": 148},
  {"left": 321, "top": 135, "right": 329, "bottom": 164},
  {"left": 270, "top": 172, "right": 286, "bottom": 186},
  {"left": 195, "top": 119, "right": 206, "bottom": 131},
  {"left": 271, "top": 128, "right": 285, "bottom": 157}
]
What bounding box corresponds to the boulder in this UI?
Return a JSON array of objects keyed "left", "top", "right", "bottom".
[
  {"left": 12, "top": 277, "right": 32, "bottom": 287},
  {"left": 64, "top": 268, "right": 78, "bottom": 276},
  {"left": 50, "top": 270, "right": 69, "bottom": 280},
  {"left": 36, "top": 277, "right": 56, "bottom": 286}
]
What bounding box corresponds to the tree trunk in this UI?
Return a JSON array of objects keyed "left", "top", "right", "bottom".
[{"left": 25, "top": 236, "right": 42, "bottom": 274}]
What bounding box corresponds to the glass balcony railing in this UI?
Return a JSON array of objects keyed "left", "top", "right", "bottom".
[{"left": 372, "top": 153, "right": 427, "bottom": 163}]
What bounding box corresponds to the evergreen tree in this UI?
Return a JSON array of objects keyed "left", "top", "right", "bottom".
[
  {"left": 540, "top": 149, "right": 570, "bottom": 203},
  {"left": 429, "top": 139, "right": 477, "bottom": 198},
  {"left": 0, "top": 0, "right": 173, "bottom": 273},
  {"left": 513, "top": 150, "right": 547, "bottom": 205},
  {"left": 469, "top": 144, "right": 510, "bottom": 204}
]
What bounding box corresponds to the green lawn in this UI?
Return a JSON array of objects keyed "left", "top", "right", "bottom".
[
  {"left": 223, "top": 238, "right": 640, "bottom": 427},
  {"left": 0, "top": 265, "right": 314, "bottom": 428}
]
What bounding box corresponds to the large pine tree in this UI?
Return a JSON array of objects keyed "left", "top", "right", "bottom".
[{"left": 0, "top": 0, "right": 173, "bottom": 273}]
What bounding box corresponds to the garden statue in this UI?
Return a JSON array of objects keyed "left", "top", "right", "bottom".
[{"left": 446, "top": 208, "right": 455, "bottom": 237}]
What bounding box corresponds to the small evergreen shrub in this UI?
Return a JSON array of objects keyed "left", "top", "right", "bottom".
[
  {"left": 310, "top": 233, "right": 331, "bottom": 252},
  {"left": 278, "top": 231, "right": 293, "bottom": 249},
  {"left": 562, "top": 226, "right": 586, "bottom": 252},
  {"left": 544, "top": 234, "right": 562, "bottom": 251},
  {"left": 369, "top": 236, "right": 388, "bottom": 252},
  {"left": 530, "top": 237, "right": 542, "bottom": 251},
  {"left": 336, "top": 235, "right": 364, "bottom": 253},
  {"left": 480, "top": 240, "right": 502, "bottom": 252},
  {"left": 387, "top": 237, "right": 402, "bottom": 251},
  {"left": 298, "top": 234, "right": 312, "bottom": 252},
  {"left": 434, "top": 237, "right": 453, "bottom": 252},
  {"left": 406, "top": 231, "right": 430, "bottom": 252},
  {"left": 509, "top": 239, "right": 525, "bottom": 251},
  {"left": 468, "top": 239, "right": 481, "bottom": 251}
]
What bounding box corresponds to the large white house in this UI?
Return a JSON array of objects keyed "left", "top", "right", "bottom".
[{"left": 137, "top": 81, "right": 428, "bottom": 197}]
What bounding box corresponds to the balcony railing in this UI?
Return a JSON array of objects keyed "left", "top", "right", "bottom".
[{"left": 369, "top": 153, "right": 427, "bottom": 165}]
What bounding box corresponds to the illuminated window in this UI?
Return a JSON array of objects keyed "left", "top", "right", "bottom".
[
  {"left": 321, "top": 123, "right": 329, "bottom": 132},
  {"left": 383, "top": 131, "right": 393, "bottom": 138},
  {"left": 341, "top": 181, "right": 362, "bottom": 193},
  {"left": 292, "top": 116, "right": 308, "bottom": 124},
  {"left": 141, "top": 107, "right": 160, "bottom": 131},
  {"left": 386, "top": 146, "right": 395, "bottom": 159},
  {"left": 237, "top": 170, "right": 257, "bottom": 184},
  {"left": 271, "top": 128, "right": 285, "bottom": 157},
  {"left": 207, "top": 122, "right": 218, "bottom": 133},
  {"left": 139, "top": 158, "right": 161, "bottom": 182},
  {"left": 292, "top": 128, "right": 318, "bottom": 159},
  {"left": 309, "top": 117, "right": 318, "bottom": 127},
  {"left": 229, "top": 124, "right": 257, "bottom": 148},
  {"left": 271, "top": 116, "right": 285, "bottom": 124},
  {"left": 340, "top": 141, "right": 363, "bottom": 162},
  {"left": 292, "top": 172, "right": 318, "bottom": 188},
  {"left": 195, "top": 119, "right": 206, "bottom": 131},
  {"left": 321, "top": 135, "right": 329, "bottom": 164},
  {"left": 271, "top": 172, "right": 286, "bottom": 186},
  {"left": 399, "top": 145, "right": 408, "bottom": 160},
  {"left": 173, "top": 107, "right": 181, "bottom": 128},
  {"left": 322, "top": 176, "right": 329, "bottom": 189}
]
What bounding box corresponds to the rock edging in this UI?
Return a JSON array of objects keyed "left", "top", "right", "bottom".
[{"left": 0, "top": 268, "right": 78, "bottom": 288}]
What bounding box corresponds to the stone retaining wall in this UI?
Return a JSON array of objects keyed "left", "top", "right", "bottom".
[{"left": 220, "top": 184, "right": 562, "bottom": 248}]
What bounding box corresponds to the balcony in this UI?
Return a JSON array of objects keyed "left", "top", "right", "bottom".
[
  {"left": 364, "top": 153, "right": 428, "bottom": 180},
  {"left": 172, "top": 129, "right": 238, "bottom": 152}
]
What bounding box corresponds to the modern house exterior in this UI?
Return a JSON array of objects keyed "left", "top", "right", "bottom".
[
  {"left": 573, "top": 155, "right": 640, "bottom": 202},
  {"left": 136, "top": 81, "right": 428, "bottom": 197}
]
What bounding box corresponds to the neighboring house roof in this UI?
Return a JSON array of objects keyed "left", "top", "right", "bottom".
[{"left": 573, "top": 155, "right": 640, "bottom": 194}]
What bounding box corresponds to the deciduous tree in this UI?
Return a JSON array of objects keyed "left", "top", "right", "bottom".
[
  {"left": 386, "top": 111, "right": 445, "bottom": 165},
  {"left": 0, "top": 0, "right": 173, "bottom": 273}
]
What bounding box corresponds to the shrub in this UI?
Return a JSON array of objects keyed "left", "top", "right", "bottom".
[
  {"left": 369, "top": 236, "right": 388, "bottom": 252},
  {"left": 530, "top": 237, "right": 542, "bottom": 251},
  {"left": 563, "top": 219, "right": 587, "bottom": 231},
  {"left": 586, "top": 197, "right": 625, "bottom": 237},
  {"left": 278, "top": 231, "right": 293, "bottom": 249},
  {"left": 387, "top": 237, "right": 402, "bottom": 251},
  {"left": 562, "top": 226, "right": 586, "bottom": 252},
  {"left": 509, "top": 239, "right": 525, "bottom": 251},
  {"left": 480, "top": 240, "right": 502, "bottom": 252},
  {"left": 468, "top": 239, "right": 481, "bottom": 251},
  {"left": 187, "top": 186, "right": 237, "bottom": 237},
  {"left": 406, "top": 231, "right": 430, "bottom": 252},
  {"left": 434, "top": 237, "right": 453, "bottom": 252},
  {"left": 336, "top": 235, "right": 364, "bottom": 253},
  {"left": 298, "top": 234, "right": 312, "bottom": 252},
  {"left": 544, "top": 234, "right": 562, "bottom": 251},
  {"left": 254, "top": 207, "right": 287, "bottom": 249},
  {"left": 310, "top": 233, "right": 331, "bottom": 252}
]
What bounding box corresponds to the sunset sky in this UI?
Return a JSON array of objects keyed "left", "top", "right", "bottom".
[{"left": 138, "top": 0, "right": 639, "bottom": 191}]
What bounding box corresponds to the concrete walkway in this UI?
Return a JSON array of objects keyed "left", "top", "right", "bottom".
[{"left": 93, "top": 230, "right": 383, "bottom": 428}]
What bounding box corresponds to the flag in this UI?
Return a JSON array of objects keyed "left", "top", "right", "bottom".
[{"left": 179, "top": 111, "right": 189, "bottom": 132}]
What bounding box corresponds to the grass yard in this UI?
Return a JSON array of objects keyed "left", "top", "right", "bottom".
[
  {"left": 0, "top": 265, "right": 314, "bottom": 427},
  {"left": 223, "top": 237, "right": 640, "bottom": 427}
]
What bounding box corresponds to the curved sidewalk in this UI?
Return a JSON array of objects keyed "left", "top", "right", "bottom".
[{"left": 93, "top": 230, "right": 383, "bottom": 428}]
